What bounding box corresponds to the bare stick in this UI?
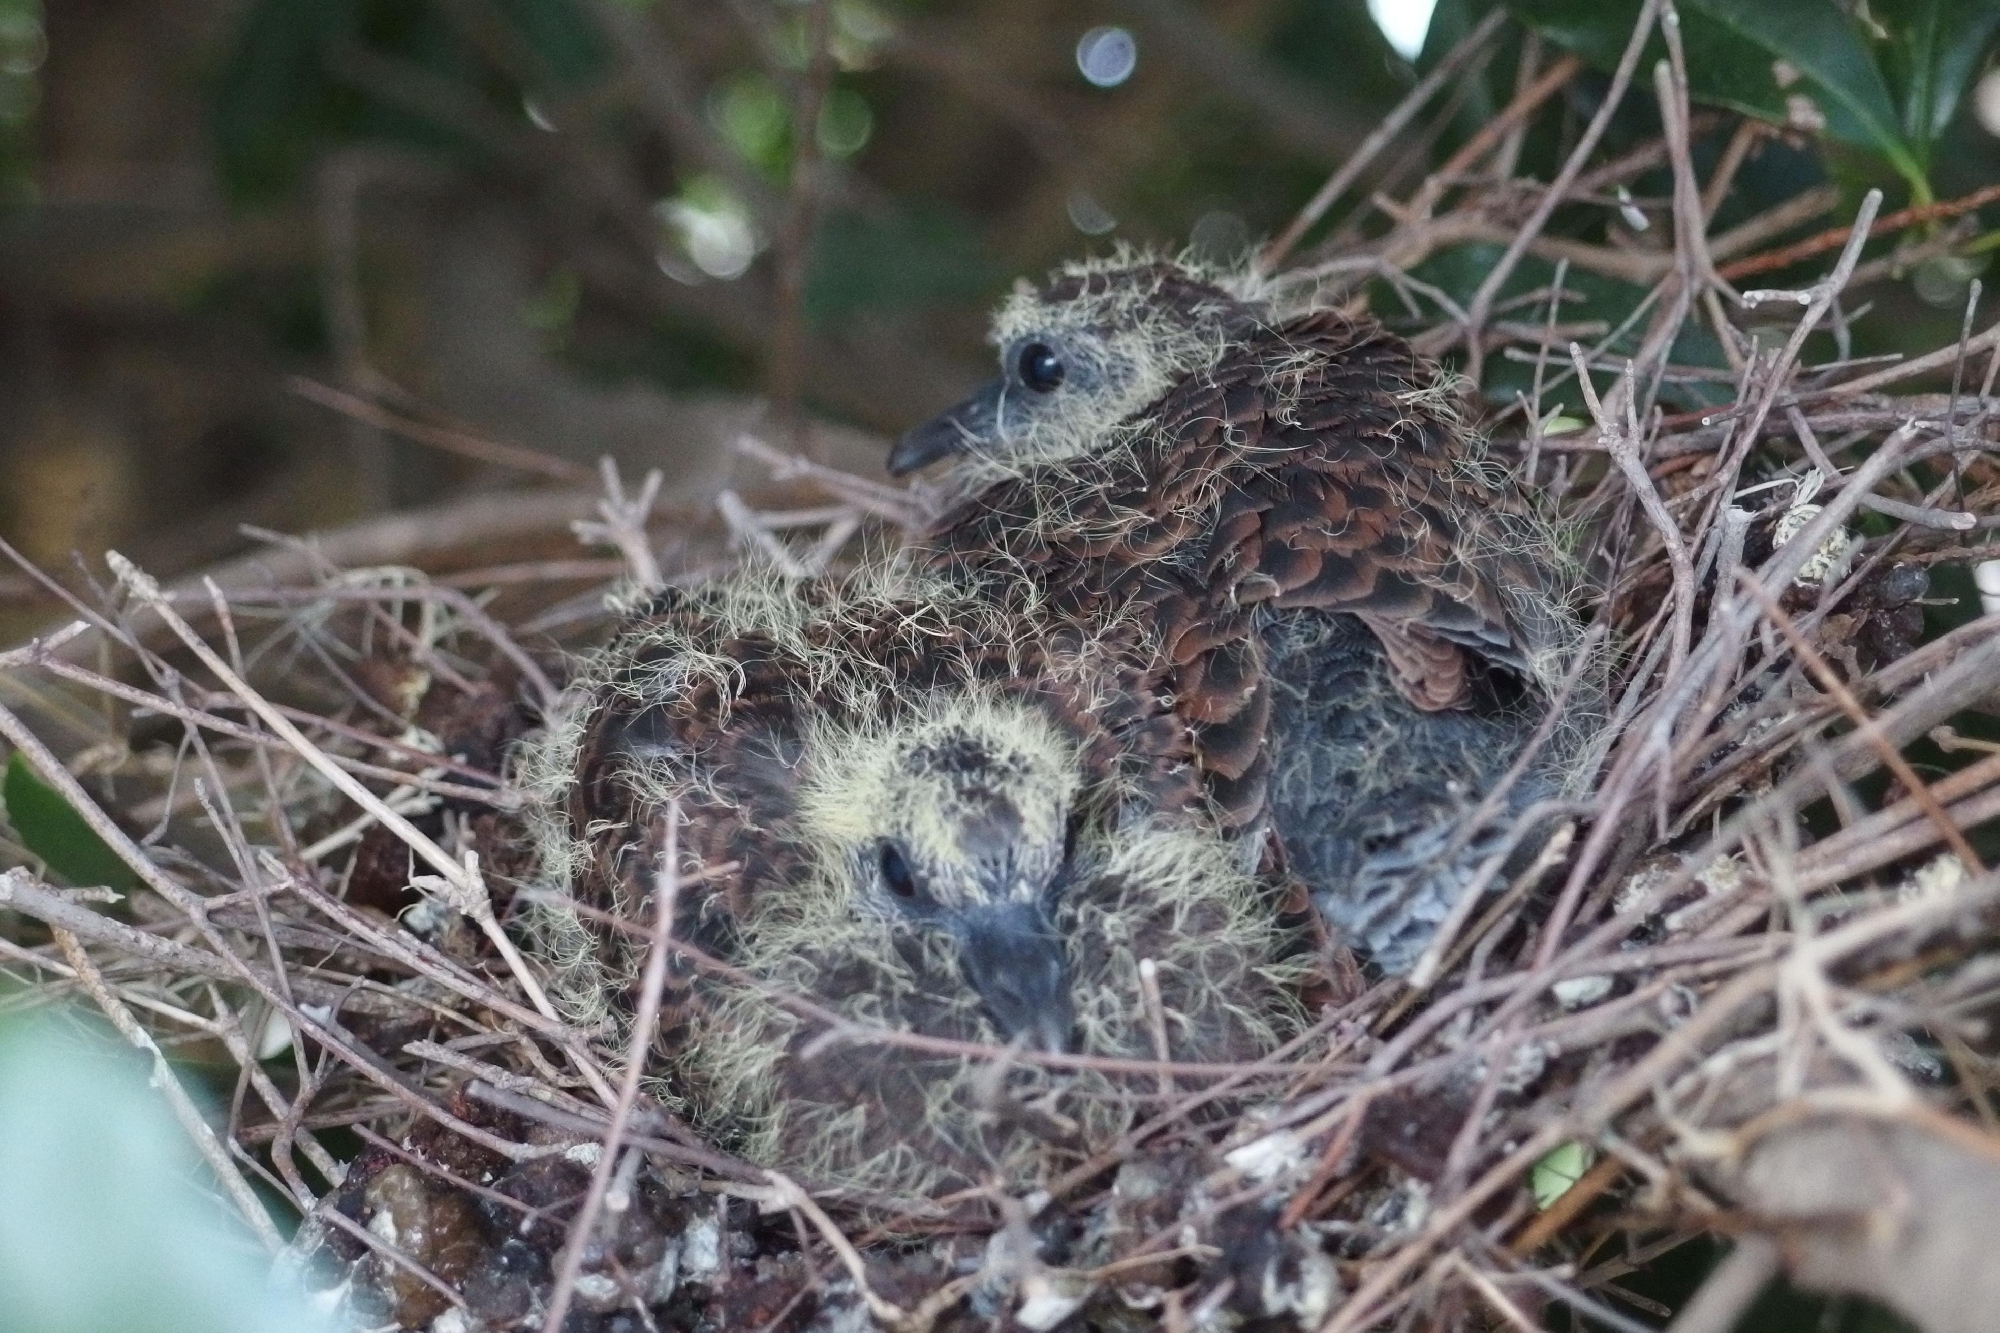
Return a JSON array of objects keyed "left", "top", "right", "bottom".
[
  {"left": 107, "top": 555, "right": 588, "bottom": 1057},
  {"left": 1460, "top": 0, "right": 1662, "bottom": 373},
  {"left": 0, "top": 705, "right": 556, "bottom": 1161},
  {"left": 26, "top": 650, "right": 506, "bottom": 803},
  {"left": 113, "top": 557, "right": 486, "bottom": 905},
  {"left": 0, "top": 868, "right": 349, "bottom": 1005},
  {"left": 1738, "top": 575, "right": 1984, "bottom": 872},
  {"left": 716, "top": 489, "right": 810, "bottom": 576},
  {"left": 769, "top": 0, "right": 834, "bottom": 458},
  {"left": 1258, "top": 7, "right": 1509, "bottom": 270},
  {"left": 1823, "top": 317, "right": 2000, "bottom": 399},
  {"left": 289, "top": 376, "right": 593, "bottom": 482},
  {"left": 1721, "top": 179, "right": 2000, "bottom": 280},
  {"left": 1655, "top": 3, "right": 1731, "bottom": 303},
  {"left": 1701, "top": 119, "right": 1762, "bottom": 221},
  {"left": 1453, "top": 1256, "right": 1545, "bottom": 1333},
  {"left": 316, "top": 155, "right": 390, "bottom": 511},
  {"left": 1572, "top": 346, "right": 1694, "bottom": 681},
  {"left": 1139, "top": 958, "right": 1175, "bottom": 1101},
  {"left": 571, "top": 457, "right": 665, "bottom": 590},
  {"left": 736, "top": 433, "right": 921, "bottom": 525},
  {"left": 1408, "top": 54, "right": 1583, "bottom": 220},
  {"left": 1664, "top": 1235, "right": 1779, "bottom": 1333},
  {"left": 751, "top": 1174, "right": 912, "bottom": 1327}
]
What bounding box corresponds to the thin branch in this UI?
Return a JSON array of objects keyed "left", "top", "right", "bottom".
[
  {"left": 1573, "top": 346, "right": 1694, "bottom": 682},
  {"left": 1257, "top": 7, "right": 1510, "bottom": 270},
  {"left": 572, "top": 457, "right": 667, "bottom": 590},
  {"left": 1459, "top": 0, "right": 1663, "bottom": 376},
  {"left": 1663, "top": 1235, "right": 1779, "bottom": 1333},
  {"left": 769, "top": 0, "right": 834, "bottom": 458},
  {"left": 1720, "top": 180, "right": 2000, "bottom": 280},
  {"left": 46, "top": 917, "right": 285, "bottom": 1252},
  {"left": 289, "top": 376, "right": 593, "bottom": 483}
]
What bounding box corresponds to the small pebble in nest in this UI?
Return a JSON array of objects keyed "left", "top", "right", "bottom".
[
  {"left": 892, "top": 251, "right": 1599, "bottom": 975},
  {"left": 519, "top": 563, "right": 1312, "bottom": 1208}
]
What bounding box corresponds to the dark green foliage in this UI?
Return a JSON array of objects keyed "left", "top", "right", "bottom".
[
  {"left": 211, "top": 0, "right": 604, "bottom": 202},
  {"left": 1874, "top": 0, "right": 2000, "bottom": 159},
  {"left": 3, "top": 752, "right": 136, "bottom": 892},
  {"left": 0, "top": 0, "right": 38, "bottom": 208},
  {"left": 1503, "top": 0, "right": 2000, "bottom": 200},
  {"left": 806, "top": 205, "right": 1002, "bottom": 321}
]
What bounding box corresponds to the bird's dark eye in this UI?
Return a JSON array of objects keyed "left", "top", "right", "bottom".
[
  {"left": 879, "top": 840, "right": 919, "bottom": 899},
  {"left": 1017, "top": 342, "right": 1065, "bottom": 393}
]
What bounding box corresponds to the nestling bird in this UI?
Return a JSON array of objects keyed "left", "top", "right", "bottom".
[
  {"left": 892, "top": 253, "right": 1593, "bottom": 974},
  {"left": 521, "top": 565, "right": 1307, "bottom": 1204}
]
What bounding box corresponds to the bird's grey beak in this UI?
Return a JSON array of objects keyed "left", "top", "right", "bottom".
[
  {"left": 957, "top": 900, "right": 1073, "bottom": 1055},
  {"left": 887, "top": 378, "right": 1005, "bottom": 476}
]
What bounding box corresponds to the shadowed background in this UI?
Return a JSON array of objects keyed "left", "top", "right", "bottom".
[
  {"left": 4, "top": 0, "right": 1999, "bottom": 640},
  {"left": 0, "top": 0, "right": 1418, "bottom": 623}
]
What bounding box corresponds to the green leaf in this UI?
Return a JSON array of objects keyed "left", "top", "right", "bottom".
[
  {"left": 1696, "top": 0, "right": 1924, "bottom": 192},
  {"left": 1507, "top": 0, "right": 1928, "bottom": 197},
  {"left": 1530, "top": 1139, "right": 1595, "bottom": 1209},
  {"left": 1871, "top": 0, "right": 2000, "bottom": 155},
  {"left": 3, "top": 751, "right": 136, "bottom": 891},
  {"left": 212, "top": 0, "right": 606, "bottom": 202},
  {"left": 490, "top": 0, "right": 606, "bottom": 91},
  {"left": 209, "top": 0, "right": 363, "bottom": 201},
  {"left": 211, "top": 0, "right": 466, "bottom": 202},
  {"left": 0, "top": 1015, "right": 323, "bottom": 1331}
]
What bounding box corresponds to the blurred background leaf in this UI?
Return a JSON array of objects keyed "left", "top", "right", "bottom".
[
  {"left": 0, "top": 1013, "right": 323, "bottom": 1333},
  {"left": 1874, "top": 0, "right": 2000, "bottom": 155},
  {"left": 0, "top": 0, "right": 1994, "bottom": 621}
]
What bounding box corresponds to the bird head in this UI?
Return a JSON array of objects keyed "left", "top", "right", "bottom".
[
  {"left": 796, "top": 697, "right": 1087, "bottom": 1054},
  {"left": 888, "top": 253, "right": 1258, "bottom": 477}
]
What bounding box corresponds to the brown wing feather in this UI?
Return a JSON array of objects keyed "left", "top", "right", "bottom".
[{"left": 922, "top": 309, "right": 1562, "bottom": 830}]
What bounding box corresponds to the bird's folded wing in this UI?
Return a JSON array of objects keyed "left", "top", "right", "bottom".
[{"left": 924, "top": 311, "right": 1558, "bottom": 827}]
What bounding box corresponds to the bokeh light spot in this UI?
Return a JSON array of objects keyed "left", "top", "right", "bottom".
[
  {"left": 1976, "top": 66, "right": 2000, "bottom": 139},
  {"left": 1067, "top": 190, "right": 1117, "bottom": 235},
  {"left": 1367, "top": 0, "right": 1437, "bottom": 62},
  {"left": 1189, "top": 210, "right": 1250, "bottom": 264},
  {"left": 1076, "top": 26, "right": 1136, "bottom": 88},
  {"left": 658, "top": 178, "right": 760, "bottom": 280},
  {"left": 711, "top": 73, "right": 790, "bottom": 174},
  {"left": 817, "top": 87, "right": 873, "bottom": 158},
  {"left": 0, "top": 10, "right": 45, "bottom": 78}
]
